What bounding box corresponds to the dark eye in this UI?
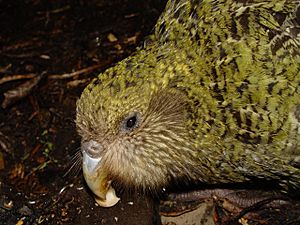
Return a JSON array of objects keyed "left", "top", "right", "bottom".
[
  {"left": 122, "top": 112, "right": 140, "bottom": 132},
  {"left": 126, "top": 116, "right": 137, "bottom": 129}
]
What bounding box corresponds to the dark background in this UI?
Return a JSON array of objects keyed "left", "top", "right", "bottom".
[{"left": 0, "top": 0, "right": 166, "bottom": 224}]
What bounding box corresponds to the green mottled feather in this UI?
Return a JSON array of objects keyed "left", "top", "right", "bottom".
[{"left": 77, "top": 0, "right": 300, "bottom": 192}]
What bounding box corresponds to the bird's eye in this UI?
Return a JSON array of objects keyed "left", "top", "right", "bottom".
[
  {"left": 121, "top": 112, "right": 140, "bottom": 132},
  {"left": 126, "top": 116, "right": 137, "bottom": 129}
]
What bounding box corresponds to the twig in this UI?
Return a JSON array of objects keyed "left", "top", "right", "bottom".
[
  {"left": 1, "top": 73, "right": 45, "bottom": 108},
  {"left": 2, "top": 38, "right": 40, "bottom": 51},
  {"left": 0, "top": 74, "right": 36, "bottom": 85},
  {"left": 48, "top": 63, "right": 108, "bottom": 79},
  {"left": 37, "top": 5, "right": 71, "bottom": 15},
  {"left": 0, "top": 62, "right": 111, "bottom": 85},
  {"left": 1, "top": 62, "right": 112, "bottom": 108}
]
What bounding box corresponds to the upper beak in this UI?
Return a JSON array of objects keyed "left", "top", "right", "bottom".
[{"left": 82, "top": 141, "right": 120, "bottom": 207}]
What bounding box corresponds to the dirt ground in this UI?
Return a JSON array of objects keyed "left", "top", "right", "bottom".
[
  {"left": 1, "top": 1, "right": 300, "bottom": 225},
  {"left": 0, "top": 1, "right": 165, "bottom": 224}
]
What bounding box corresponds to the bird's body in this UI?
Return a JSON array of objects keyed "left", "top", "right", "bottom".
[{"left": 76, "top": 0, "right": 300, "bottom": 199}]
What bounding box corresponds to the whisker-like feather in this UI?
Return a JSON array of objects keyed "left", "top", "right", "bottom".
[{"left": 64, "top": 148, "right": 82, "bottom": 178}]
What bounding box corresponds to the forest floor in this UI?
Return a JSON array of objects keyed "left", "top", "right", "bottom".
[{"left": 0, "top": 1, "right": 164, "bottom": 224}]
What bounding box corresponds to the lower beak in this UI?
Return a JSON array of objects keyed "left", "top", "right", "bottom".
[{"left": 82, "top": 151, "right": 120, "bottom": 207}]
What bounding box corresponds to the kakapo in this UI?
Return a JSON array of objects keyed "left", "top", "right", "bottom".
[{"left": 76, "top": 0, "right": 300, "bottom": 206}]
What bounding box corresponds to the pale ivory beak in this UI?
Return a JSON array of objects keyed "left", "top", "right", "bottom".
[{"left": 82, "top": 151, "right": 120, "bottom": 207}]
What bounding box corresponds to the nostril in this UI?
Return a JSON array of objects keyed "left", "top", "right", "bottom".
[{"left": 81, "top": 140, "right": 103, "bottom": 158}]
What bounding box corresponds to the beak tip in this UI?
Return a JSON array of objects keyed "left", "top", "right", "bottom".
[
  {"left": 95, "top": 186, "right": 120, "bottom": 207},
  {"left": 82, "top": 151, "right": 120, "bottom": 207}
]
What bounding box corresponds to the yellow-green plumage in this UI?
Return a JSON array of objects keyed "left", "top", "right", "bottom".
[{"left": 77, "top": 0, "right": 300, "bottom": 193}]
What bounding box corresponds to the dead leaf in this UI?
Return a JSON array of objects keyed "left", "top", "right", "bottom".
[
  {"left": 107, "top": 33, "right": 118, "bottom": 42},
  {"left": 15, "top": 219, "right": 24, "bottom": 225},
  {"left": 9, "top": 163, "right": 25, "bottom": 180}
]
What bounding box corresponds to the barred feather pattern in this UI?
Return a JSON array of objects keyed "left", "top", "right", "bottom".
[{"left": 77, "top": 0, "right": 300, "bottom": 192}]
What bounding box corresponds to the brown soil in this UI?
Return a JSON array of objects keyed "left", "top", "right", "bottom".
[{"left": 0, "top": 1, "right": 166, "bottom": 224}]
